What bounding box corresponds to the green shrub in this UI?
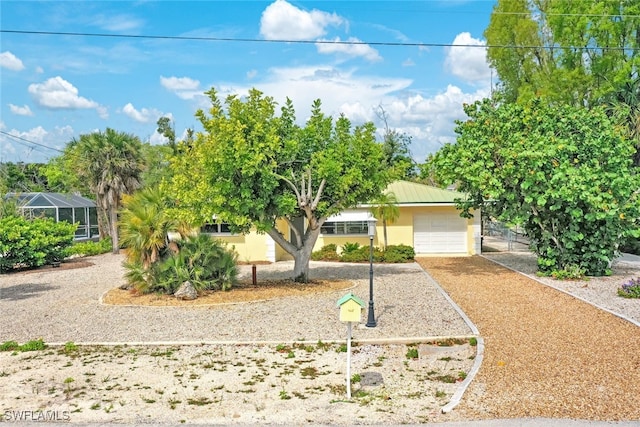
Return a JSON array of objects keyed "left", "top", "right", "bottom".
[
  {"left": 65, "top": 238, "right": 112, "bottom": 257},
  {"left": 311, "top": 244, "right": 340, "bottom": 261},
  {"left": 383, "top": 244, "right": 415, "bottom": 263},
  {"left": 340, "top": 246, "right": 383, "bottom": 263},
  {"left": 341, "top": 242, "right": 360, "bottom": 254},
  {"left": 0, "top": 341, "right": 20, "bottom": 351},
  {"left": 127, "top": 235, "right": 238, "bottom": 294},
  {"left": 19, "top": 339, "right": 47, "bottom": 352},
  {"left": 0, "top": 216, "right": 75, "bottom": 272},
  {"left": 550, "top": 263, "right": 585, "bottom": 280},
  {"left": 0, "top": 339, "right": 47, "bottom": 352}
]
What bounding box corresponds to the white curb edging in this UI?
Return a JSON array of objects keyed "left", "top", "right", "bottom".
[{"left": 417, "top": 266, "right": 485, "bottom": 414}]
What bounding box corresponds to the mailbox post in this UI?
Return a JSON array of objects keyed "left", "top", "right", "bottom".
[{"left": 337, "top": 293, "right": 366, "bottom": 399}]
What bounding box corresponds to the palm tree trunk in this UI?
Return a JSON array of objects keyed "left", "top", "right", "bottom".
[
  {"left": 383, "top": 218, "right": 388, "bottom": 250},
  {"left": 109, "top": 206, "right": 120, "bottom": 254}
]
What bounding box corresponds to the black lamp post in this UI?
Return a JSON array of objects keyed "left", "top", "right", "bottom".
[{"left": 365, "top": 217, "right": 377, "bottom": 328}]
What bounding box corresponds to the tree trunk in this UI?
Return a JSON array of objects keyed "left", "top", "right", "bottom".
[
  {"left": 267, "top": 223, "right": 322, "bottom": 283},
  {"left": 291, "top": 240, "right": 316, "bottom": 283},
  {"left": 97, "top": 205, "right": 110, "bottom": 239},
  {"left": 109, "top": 206, "right": 119, "bottom": 254},
  {"left": 383, "top": 218, "right": 388, "bottom": 250}
]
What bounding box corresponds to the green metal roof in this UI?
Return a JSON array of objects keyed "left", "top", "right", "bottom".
[{"left": 384, "top": 180, "right": 466, "bottom": 204}]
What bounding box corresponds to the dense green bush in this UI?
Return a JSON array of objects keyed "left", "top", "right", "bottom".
[
  {"left": 311, "top": 244, "right": 340, "bottom": 261},
  {"left": 0, "top": 216, "right": 76, "bottom": 272},
  {"left": 312, "top": 243, "right": 415, "bottom": 263},
  {"left": 383, "top": 244, "right": 415, "bottom": 263},
  {"left": 340, "top": 245, "right": 384, "bottom": 263},
  {"left": 125, "top": 234, "right": 238, "bottom": 294},
  {"left": 341, "top": 242, "right": 361, "bottom": 254},
  {"left": 65, "top": 238, "right": 112, "bottom": 257}
]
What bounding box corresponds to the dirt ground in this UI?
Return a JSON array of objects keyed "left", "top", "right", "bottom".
[
  {"left": 102, "top": 279, "right": 355, "bottom": 307},
  {"left": 0, "top": 340, "right": 475, "bottom": 425}
]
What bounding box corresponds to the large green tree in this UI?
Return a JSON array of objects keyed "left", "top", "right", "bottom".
[
  {"left": 485, "top": 0, "right": 640, "bottom": 107},
  {"left": 376, "top": 106, "right": 417, "bottom": 180},
  {"left": 73, "top": 128, "right": 145, "bottom": 254},
  {"left": 1, "top": 162, "right": 50, "bottom": 193},
  {"left": 431, "top": 98, "right": 640, "bottom": 276},
  {"left": 167, "top": 88, "right": 390, "bottom": 282}
]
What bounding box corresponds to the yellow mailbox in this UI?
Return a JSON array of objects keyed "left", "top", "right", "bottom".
[{"left": 337, "top": 293, "right": 366, "bottom": 323}]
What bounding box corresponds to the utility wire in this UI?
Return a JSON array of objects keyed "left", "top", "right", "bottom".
[
  {"left": 3, "top": 29, "right": 640, "bottom": 52},
  {"left": 0, "top": 130, "right": 64, "bottom": 154}
]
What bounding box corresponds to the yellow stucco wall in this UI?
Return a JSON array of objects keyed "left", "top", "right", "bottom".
[
  {"left": 313, "top": 205, "right": 480, "bottom": 255},
  {"left": 215, "top": 233, "right": 267, "bottom": 263},
  {"left": 214, "top": 205, "right": 480, "bottom": 261}
]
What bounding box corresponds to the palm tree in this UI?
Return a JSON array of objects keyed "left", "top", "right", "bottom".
[
  {"left": 76, "top": 128, "right": 145, "bottom": 254},
  {"left": 119, "top": 187, "right": 173, "bottom": 269},
  {"left": 369, "top": 192, "right": 400, "bottom": 250},
  {"left": 119, "top": 186, "right": 193, "bottom": 268}
]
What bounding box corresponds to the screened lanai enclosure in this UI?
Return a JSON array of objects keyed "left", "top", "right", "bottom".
[{"left": 9, "top": 192, "right": 99, "bottom": 240}]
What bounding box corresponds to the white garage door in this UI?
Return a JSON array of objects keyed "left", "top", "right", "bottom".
[{"left": 414, "top": 213, "right": 467, "bottom": 254}]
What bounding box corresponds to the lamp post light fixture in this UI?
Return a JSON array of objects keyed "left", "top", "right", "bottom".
[{"left": 365, "top": 217, "right": 378, "bottom": 328}]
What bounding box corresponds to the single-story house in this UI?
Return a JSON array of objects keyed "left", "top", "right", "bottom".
[
  {"left": 205, "top": 180, "right": 481, "bottom": 262},
  {"left": 7, "top": 192, "right": 99, "bottom": 240}
]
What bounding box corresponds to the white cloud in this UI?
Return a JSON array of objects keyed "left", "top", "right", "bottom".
[
  {"left": 36, "top": 66, "right": 44, "bottom": 74},
  {"left": 445, "top": 32, "right": 492, "bottom": 83},
  {"left": 376, "top": 84, "right": 490, "bottom": 160},
  {"left": 206, "top": 63, "right": 488, "bottom": 162},
  {"left": 160, "top": 76, "right": 200, "bottom": 91},
  {"left": 260, "top": 0, "right": 344, "bottom": 40},
  {"left": 97, "top": 106, "right": 109, "bottom": 120},
  {"left": 316, "top": 37, "right": 382, "bottom": 62},
  {"left": 121, "top": 102, "right": 162, "bottom": 123},
  {"left": 28, "top": 76, "right": 100, "bottom": 110},
  {"left": 402, "top": 58, "right": 416, "bottom": 67},
  {"left": 247, "top": 69, "right": 258, "bottom": 80},
  {"left": 9, "top": 104, "right": 34, "bottom": 116},
  {"left": 160, "top": 75, "right": 202, "bottom": 100},
  {"left": 0, "top": 51, "right": 25, "bottom": 71},
  {"left": 0, "top": 124, "right": 74, "bottom": 163},
  {"left": 91, "top": 14, "right": 143, "bottom": 32},
  {"left": 227, "top": 66, "right": 412, "bottom": 122}
]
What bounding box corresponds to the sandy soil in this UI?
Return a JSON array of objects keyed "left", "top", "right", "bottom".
[
  {"left": 0, "top": 341, "right": 475, "bottom": 424},
  {"left": 102, "top": 279, "right": 355, "bottom": 307}
]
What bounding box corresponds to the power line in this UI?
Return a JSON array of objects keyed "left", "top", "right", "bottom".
[
  {"left": 0, "top": 130, "right": 64, "bottom": 154},
  {"left": 2, "top": 29, "right": 640, "bottom": 52},
  {"left": 493, "top": 11, "right": 640, "bottom": 18}
]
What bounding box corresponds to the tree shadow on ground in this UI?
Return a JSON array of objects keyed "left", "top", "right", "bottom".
[
  {"left": 0, "top": 283, "right": 60, "bottom": 301},
  {"left": 416, "top": 256, "right": 512, "bottom": 279},
  {"left": 239, "top": 261, "right": 421, "bottom": 282}
]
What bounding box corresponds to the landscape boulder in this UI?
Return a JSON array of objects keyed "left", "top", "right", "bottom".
[{"left": 174, "top": 281, "right": 197, "bottom": 300}]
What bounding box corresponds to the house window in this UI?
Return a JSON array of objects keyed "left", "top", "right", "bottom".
[
  {"left": 321, "top": 221, "right": 368, "bottom": 235},
  {"left": 201, "top": 222, "right": 232, "bottom": 234}
]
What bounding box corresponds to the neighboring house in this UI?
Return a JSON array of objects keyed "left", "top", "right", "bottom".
[
  {"left": 207, "top": 180, "right": 481, "bottom": 262},
  {"left": 7, "top": 192, "right": 99, "bottom": 240}
]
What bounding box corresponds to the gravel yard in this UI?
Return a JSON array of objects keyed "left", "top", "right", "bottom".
[
  {"left": 1, "top": 251, "right": 639, "bottom": 424},
  {"left": 0, "top": 254, "right": 471, "bottom": 343}
]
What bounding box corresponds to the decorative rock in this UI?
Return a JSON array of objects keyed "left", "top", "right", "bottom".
[{"left": 174, "top": 281, "right": 197, "bottom": 300}]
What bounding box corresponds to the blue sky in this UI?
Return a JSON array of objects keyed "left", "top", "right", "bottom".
[{"left": 0, "top": 0, "right": 495, "bottom": 164}]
